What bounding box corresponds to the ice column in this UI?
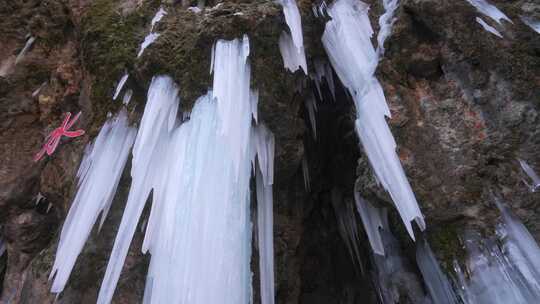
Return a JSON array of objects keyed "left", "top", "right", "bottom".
[
  {"left": 253, "top": 124, "right": 276, "bottom": 304},
  {"left": 322, "top": 0, "right": 425, "bottom": 239},
  {"left": 49, "top": 109, "right": 136, "bottom": 294}
]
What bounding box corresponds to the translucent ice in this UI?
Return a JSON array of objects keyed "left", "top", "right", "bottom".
[
  {"left": 254, "top": 124, "right": 276, "bottom": 304},
  {"left": 322, "top": 0, "right": 425, "bottom": 239},
  {"left": 49, "top": 109, "right": 136, "bottom": 294},
  {"left": 311, "top": 59, "right": 335, "bottom": 99},
  {"left": 416, "top": 239, "right": 459, "bottom": 304},
  {"left": 465, "top": 0, "right": 512, "bottom": 25},
  {"left": 476, "top": 17, "right": 503, "bottom": 38},
  {"left": 332, "top": 188, "right": 363, "bottom": 269},
  {"left": 354, "top": 192, "right": 385, "bottom": 255}
]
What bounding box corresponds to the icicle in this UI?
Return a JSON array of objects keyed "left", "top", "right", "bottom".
[
  {"left": 15, "top": 36, "right": 36, "bottom": 65},
  {"left": 475, "top": 17, "right": 503, "bottom": 38},
  {"left": 97, "top": 76, "right": 179, "bottom": 304},
  {"left": 322, "top": 0, "right": 425, "bottom": 239},
  {"left": 122, "top": 89, "right": 133, "bottom": 105},
  {"left": 137, "top": 33, "right": 160, "bottom": 58},
  {"left": 370, "top": 209, "right": 427, "bottom": 304},
  {"left": 354, "top": 192, "right": 385, "bottom": 255},
  {"left": 32, "top": 82, "right": 47, "bottom": 97},
  {"left": 377, "top": 0, "right": 399, "bottom": 55},
  {"left": 150, "top": 7, "right": 167, "bottom": 32},
  {"left": 416, "top": 239, "right": 459, "bottom": 304},
  {"left": 113, "top": 73, "right": 129, "bottom": 100},
  {"left": 518, "top": 159, "right": 540, "bottom": 192},
  {"left": 311, "top": 59, "right": 335, "bottom": 99},
  {"left": 331, "top": 188, "right": 364, "bottom": 270},
  {"left": 254, "top": 125, "right": 275, "bottom": 304},
  {"left": 521, "top": 16, "right": 540, "bottom": 34},
  {"left": 465, "top": 0, "right": 512, "bottom": 25},
  {"left": 279, "top": 32, "right": 308, "bottom": 74},
  {"left": 49, "top": 109, "right": 136, "bottom": 294},
  {"left": 251, "top": 90, "right": 259, "bottom": 123},
  {"left": 305, "top": 95, "right": 317, "bottom": 139},
  {"left": 302, "top": 154, "right": 310, "bottom": 192},
  {"left": 278, "top": 0, "right": 307, "bottom": 74}
]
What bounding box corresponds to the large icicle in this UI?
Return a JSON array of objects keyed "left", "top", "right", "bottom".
[
  {"left": 278, "top": 0, "right": 307, "bottom": 73},
  {"left": 465, "top": 0, "right": 512, "bottom": 25},
  {"left": 322, "top": 0, "right": 425, "bottom": 239},
  {"left": 97, "top": 76, "right": 179, "bottom": 304},
  {"left": 354, "top": 192, "right": 385, "bottom": 255},
  {"left": 49, "top": 109, "right": 136, "bottom": 294},
  {"left": 253, "top": 124, "right": 276, "bottom": 304},
  {"left": 113, "top": 72, "right": 129, "bottom": 100},
  {"left": 416, "top": 239, "right": 459, "bottom": 304}
]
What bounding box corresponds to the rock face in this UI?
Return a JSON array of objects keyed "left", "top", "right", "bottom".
[{"left": 0, "top": 0, "right": 538, "bottom": 303}]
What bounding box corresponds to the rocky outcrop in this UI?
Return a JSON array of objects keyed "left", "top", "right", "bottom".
[{"left": 0, "top": 0, "right": 538, "bottom": 303}]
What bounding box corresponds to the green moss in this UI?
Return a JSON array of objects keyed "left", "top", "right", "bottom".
[
  {"left": 80, "top": 0, "right": 159, "bottom": 129},
  {"left": 428, "top": 224, "right": 467, "bottom": 272}
]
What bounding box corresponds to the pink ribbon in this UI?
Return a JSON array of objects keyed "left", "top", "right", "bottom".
[{"left": 34, "top": 112, "right": 85, "bottom": 162}]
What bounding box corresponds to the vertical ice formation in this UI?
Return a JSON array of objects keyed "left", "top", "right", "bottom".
[
  {"left": 123, "top": 89, "right": 133, "bottom": 105},
  {"left": 377, "top": 0, "right": 399, "bottom": 55},
  {"left": 305, "top": 95, "right": 317, "bottom": 139},
  {"left": 496, "top": 198, "right": 540, "bottom": 293},
  {"left": 465, "top": 0, "right": 512, "bottom": 25},
  {"left": 416, "top": 239, "right": 459, "bottom": 304},
  {"left": 98, "top": 37, "right": 275, "bottom": 304},
  {"left": 97, "top": 76, "right": 180, "bottom": 304},
  {"left": 113, "top": 72, "right": 129, "bottom": 100},
  {"left": 253, "top": 124, "right": 276, "bottom": 304},
  {"left": 302, "top": 154, "right": 310, "bottom": 192},
  {"left": 331, "top": 188, "right": 364, "bottom": 269},
  {"left": 475, "top": 17, "right": 503, "bottom": 38},
  {"left": 354, "top": 192, "right": 385, "bottom": 255},
  {"left": 15, "top": 36, "right": 36, "bottom": 65},
  {"left": 322, "top": 0, "right": 425, "bottom": 239},
  {"left": 278, "top": 0, "right": 307, "bottom": 73},
  {"left": 452, "top": 199, "right": 540, "bottom": 304},
  {"left": 518, "top": 159, "right": 540, "bottom": 192},
  {"left": 49, "top": 109, "right": 136, "bottom": 294},
  {"left": 311, "top": 59, "right": 335, "bottom": 100},
  {"left": 370, "top": 209, "right": 427, "bottom": 304},
  {"left": 521, "top": 16, "right": 540, "bottom": 34}
]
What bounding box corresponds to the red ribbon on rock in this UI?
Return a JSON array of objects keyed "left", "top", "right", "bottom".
[{"left": 34, "top": 112, "right": 85, "bottom": 162}]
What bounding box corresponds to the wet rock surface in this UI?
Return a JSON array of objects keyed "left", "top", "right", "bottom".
[{"left": 0, "top": 0, "right": 538, "bottom": 303}]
